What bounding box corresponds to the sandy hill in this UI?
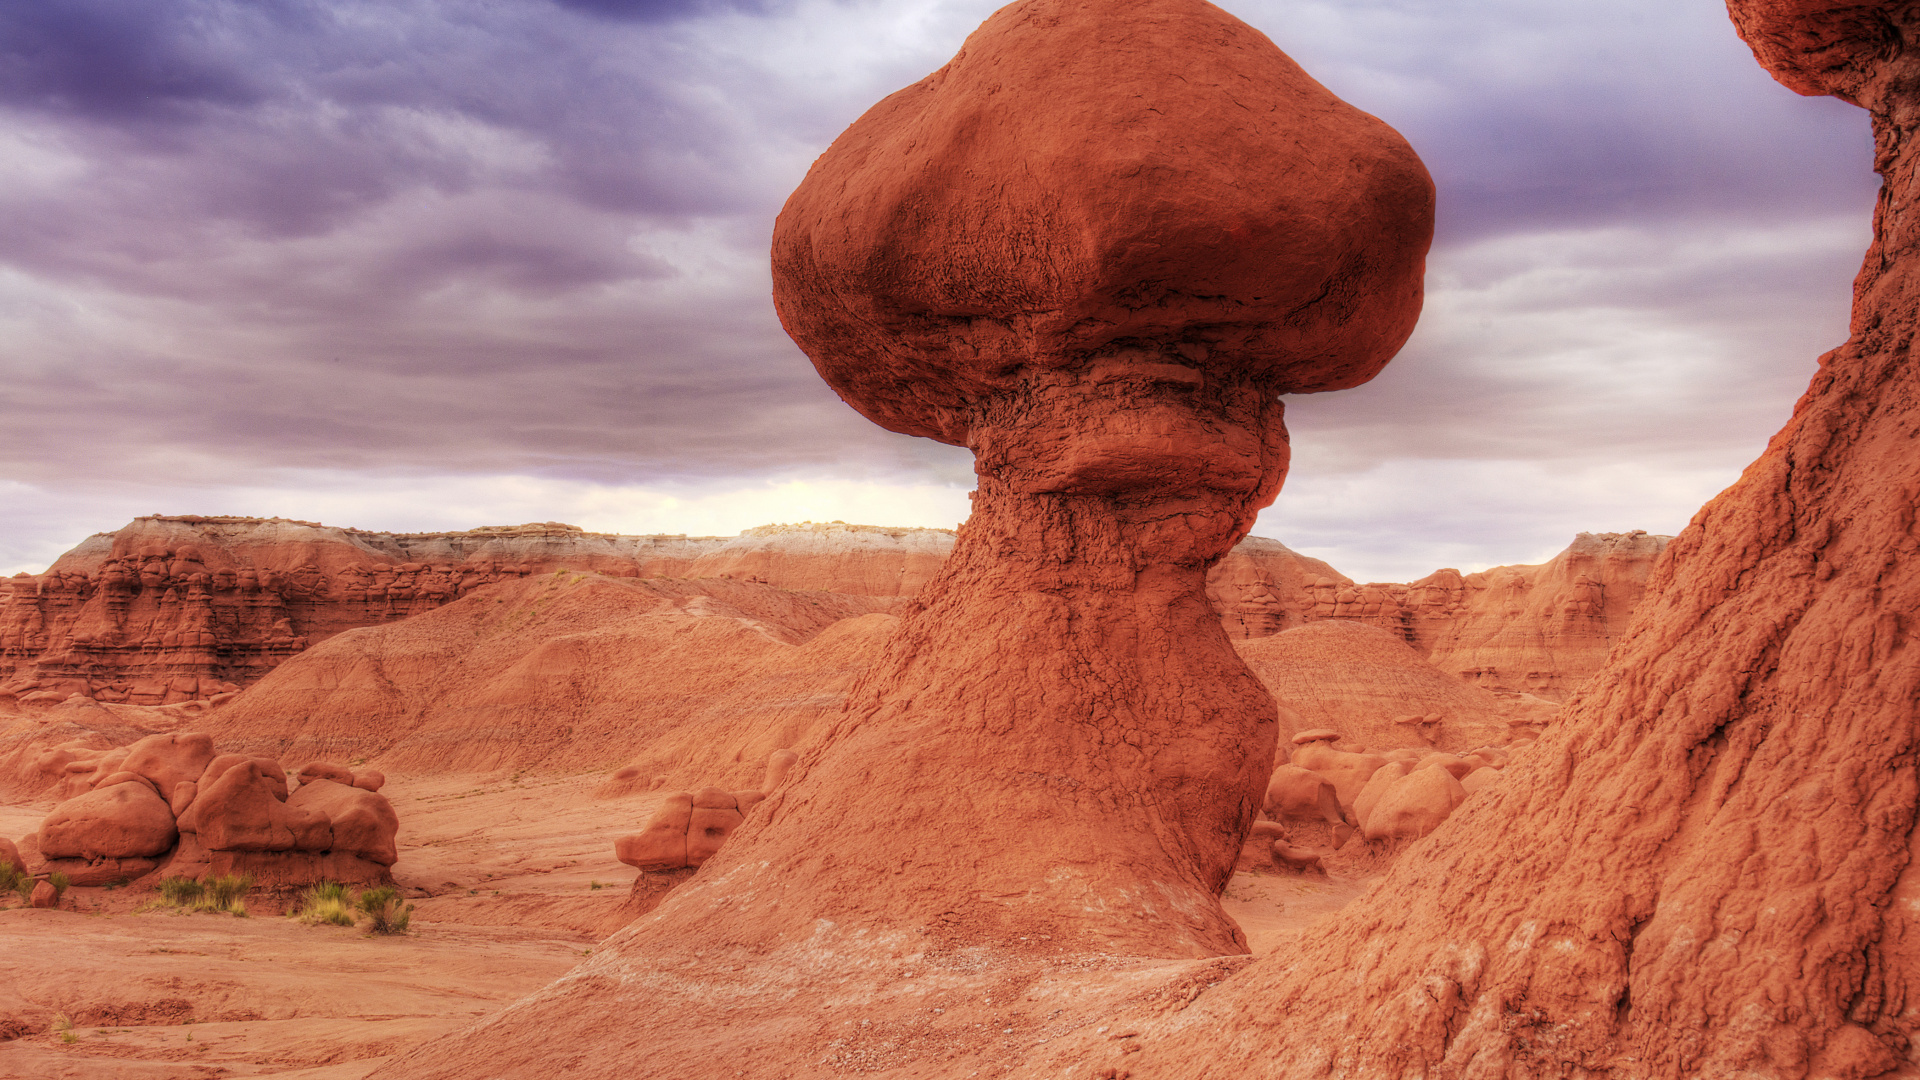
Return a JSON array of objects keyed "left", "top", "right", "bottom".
[
  {"left": 194, "top": 572, "right": 899, "bottom": 782},
  {"left": 1235, "top": 620, "right": 1543, "bottom": 752}
]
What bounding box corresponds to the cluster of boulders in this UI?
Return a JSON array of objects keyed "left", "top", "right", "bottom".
[
  {"left": 611, "top": 750, "right": 795, "bottom": 916},
  {"left": 23, "top": 732, "right": 398, "bottom": 889},
  {"left": 1244, "top": 728, "right": 1524, "bottom": 873}
]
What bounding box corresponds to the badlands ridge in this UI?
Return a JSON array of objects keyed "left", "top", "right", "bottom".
[{"left": 0, "top": 515, "right": 1655, "bottom": 1076}]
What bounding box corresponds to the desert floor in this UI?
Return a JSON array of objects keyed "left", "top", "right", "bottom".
[{"left": 0, "top": 775, "right": 1370, "bottom": 1078}]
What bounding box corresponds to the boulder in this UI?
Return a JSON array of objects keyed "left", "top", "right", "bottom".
[
  {"left": 1290, "top": 742, "right": 1390, "bottom": 817},
  {"left": 615, "top": 792, "right": 694, "bottom": 872},
  {"left": 1353, "top": 761, "right": 1414, "bottom": 834},
  {"left": 120, "top": 732, "right": 217, "bottom": 796},
  {"left": 1363, "top": 766, "right": 1468, "bottom": 842},
  {"left": 197, "top": 753, "right": 289, "bottom": 802},
  {"left": 686, "top": 787, "right": 744, "bottom": 868},
  {"left": 92, "top": 771, "right": 160, "bottom": 795},
  {"left": 187, "top": 759, "right": 332, "bottom": 853},
  {"left": 1262, "top": 765, "right": 1344, "bottom": 825},
  {"left": 1460, "top": 767, "right": 1503, "bottom": 795},
  {"left": 0, "top": 836, "right": 23, "bottom": 875},
  {"left": 286, "top": 778, "right": 398, "bottom": 866},
  {"left": 1420, "top": 753, "right": 1474, "bottom": 781},
  {"left": 351, "top": 769, "right": 387, "bottom": 792},
  {"left": 298, "top": 760, "right": 355, "bottom": 786},
  {"left": 38, "top": 782, "right": 178, "bottom": 859}
]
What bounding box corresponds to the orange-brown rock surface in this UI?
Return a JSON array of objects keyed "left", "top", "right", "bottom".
[
  {"left": 373, "top": 0, "right": 1432, "bottom": 1073},
  {"left": 979, "top": 3, "right": 1920, "bottom": 1076},
  {"left": 1208, "top": 530, "right": 1669, "bottom": 701},
  {"left": 1234, "top": 619, "right": 1564, "bottom": 750},
  {"left": 27, "top": 732, "right": 401, "bottom": 890}
]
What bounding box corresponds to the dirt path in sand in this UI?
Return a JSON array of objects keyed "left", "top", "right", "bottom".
[{"left": 0, "top": 773, "right": 1371, "bottom": 1077}]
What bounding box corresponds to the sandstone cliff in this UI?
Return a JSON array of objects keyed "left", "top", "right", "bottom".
[{"left": 0, "top": 517, "right": 934, "bottom": 705}]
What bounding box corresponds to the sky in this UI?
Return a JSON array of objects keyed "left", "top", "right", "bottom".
[{"left": 0, "top": 0, "right": 1880, "bottom": 581}]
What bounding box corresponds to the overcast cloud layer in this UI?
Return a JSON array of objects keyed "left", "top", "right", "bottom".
[{"left": 0, "top": 0, "right": 1879, "bottom": 580}]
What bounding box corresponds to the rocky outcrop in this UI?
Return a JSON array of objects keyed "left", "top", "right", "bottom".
[
  {"left": 29, "top": 736, "right": 399, "bottom": 889},
  {"left": 1206, "top": 530, "right": 1669, "bottom": 700},
  {"left": 1416, "top": 529, "right": 1668, "bottom": 699}
]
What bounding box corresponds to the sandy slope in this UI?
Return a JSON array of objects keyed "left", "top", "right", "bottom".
[{"left": 0, "top": 772, "right": 1367, "bottom": 1077}]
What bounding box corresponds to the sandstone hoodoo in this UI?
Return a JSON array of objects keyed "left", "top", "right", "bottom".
[
  {"left": 755, "top": 0, "right": 1433, "bottom": 957},
  {"left": 376, "top": 0, "right": 1430, "bottom": 1073}
]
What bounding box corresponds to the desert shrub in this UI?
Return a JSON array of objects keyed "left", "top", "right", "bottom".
[
  {"left": 0, "top": 862, "right": 27, "bottom": 903},
  {"left": 200, "top": 874, "right": 251, "bottom": 916},
  {"left": 48, "top": 872, "right": 69, "bottom": 902},
  {"left": 158, "top": 877, "right": 204, "bottom": 907},
  {"left": 356, "top": 885, "right": 413, "bottom": 935},
  {"left": 52, "top": 1014, "right": 75, "bottom": 1043},
  {"left": 293, "top": 881, "right": 354, "bottom": 927}
]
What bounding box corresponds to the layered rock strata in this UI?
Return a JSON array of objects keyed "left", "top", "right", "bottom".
[
  {"left": 4, "top": 521, "right": 1660, "bottom": 714},
  {"left": 0, "top": 518, "right": 942, "bottom": 703}
]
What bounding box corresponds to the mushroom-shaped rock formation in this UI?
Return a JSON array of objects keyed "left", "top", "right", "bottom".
[
  {"left": 759, "top": 0, "right": 1427, "bottom": 959},
  {"left": 372, "top": 0, "right": 1429, "bottom": 1074},
  {"left": 900, "top": 4, "right": 1920, "bottom": 1076}
]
